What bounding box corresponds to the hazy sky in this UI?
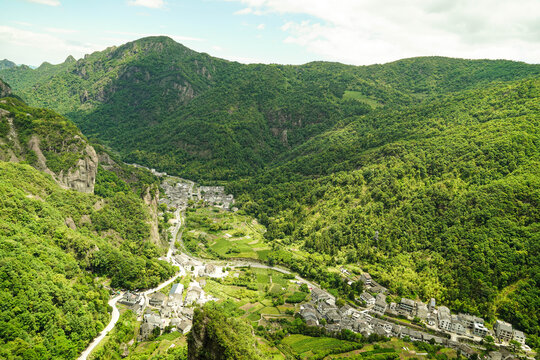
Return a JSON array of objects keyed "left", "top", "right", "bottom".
[{"left": 1, "top": 0, "right": 539, "bottom": 66}]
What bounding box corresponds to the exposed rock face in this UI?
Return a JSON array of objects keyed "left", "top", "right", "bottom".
[
  {"left": 0, "top": 99, "right": 98, "bottom": 194},
  {"left": 28, "top": 136, "right": 98, "bottom": 193},
  {"left": 142, "top": 185, "right": 161, "bottom": 247},
  {"left": 57, "top": 145, "right": 98, "bottom": 193},
  {"left": 0, "top": 78, "right": 12, "bottom": 98}
]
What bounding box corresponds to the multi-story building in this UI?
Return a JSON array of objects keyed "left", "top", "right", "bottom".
[
  {"left": 494, "top": 320, "right": 513, "bottom": 342},
  {"left": 438, "top": 306, "right": 452, "bottom": 331}
]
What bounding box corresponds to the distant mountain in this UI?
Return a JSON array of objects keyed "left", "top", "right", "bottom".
[
  {"left": 0, "top": 59, "right": 16, "bottom": 70},
  {"left": 2, "top": 36, "right": 539, "bottom": 180}
]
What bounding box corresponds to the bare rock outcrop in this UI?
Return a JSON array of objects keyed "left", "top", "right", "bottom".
[
  {"left": 28, "top": 136, "right": 98, "bottom": 194},
  {"left": 142, "top": 185, "right": 161, "bottom": 247},
  {"left": 57, "top": 144, "right": 98, "bottom": 193},
  {"left": 0, "top": 78, "right": 12, "bottom": 98}
]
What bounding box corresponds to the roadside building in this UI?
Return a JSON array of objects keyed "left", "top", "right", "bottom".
[
  {"left": 451, "top": 315, "right": 466, "bottom": 334},
  {"left": 184, "top": 283, "right": 202, "bottom": 305},
  {"left": 360, "top": 291, "right": 375, "bottom": 306},
  {"left": 512, "top": 330, "right": 526, "bottom": 345},
  {"left": 360, "top": 273, "right": 372, "bottom": 286},
  {"left": 373, "top": 294, "right": 387, "bottom": 315},
  {"left": 438, "top": 306, "right": 452, "bottom": 331},
  {"left": 416, "top": 302, "right": 429, "bottom": 321},
  {"left": 398, "top": 298, "right": 415, "bottom": 315},
  {"left": 473, "top": 323, "right": 489, "bottom": 337},
  {"left": 149, "top": 292, "right": 166, "bottom": 307},
  {"left": 311, "top": 288, "right": 332, "bottom": 303},
  {"left": 169, "top": 283, "right": 184, "bottom": 297},
  {"left": 324, "top": 309, "right": 342, "bottom": 324},
  {"left": 494, "top": 320, "right": 513, "bottom": 342},
  {"left": 429, "top": 298, "right": 436, "bottom": 312},
  {"left": 300, "top": 304, "right": 319, "bottom": 327},
  {"left": 119, "top": 292, "right": 141, "bottom": 307}
]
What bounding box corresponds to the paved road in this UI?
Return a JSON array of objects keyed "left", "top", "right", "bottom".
[
  {"left": 77, "top": 294, "right": 122, "bottom": 360},
  {"left": 172, "top": 210, "right": 334, "bottom": 300},
  {"left": 78, "top": 207, "right": 185, "bottom": 359},
  {"left": 78, "top": 178, "right": 331, "bottom": 359}
]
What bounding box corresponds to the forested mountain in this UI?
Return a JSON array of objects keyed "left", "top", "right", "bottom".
[
  {"left": 2, "top": 36, "right": 539, "bottom": 346},
  {"left": 230, "top": 77, "right": 540, "bottom": 340},
  {"left": 0, "top": 59, "right": 16, "bottom": 71},
  {"left": 2, "top": 37, "right": 539, "bottom": 180},
  {"left": 0, "top": 92, "right": 174, "bottom": 359}
]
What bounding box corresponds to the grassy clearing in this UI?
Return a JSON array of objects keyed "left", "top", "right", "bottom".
[
  {"left": 184, "top": 207, "right": 271, "bottom": 260},
  {"left": 281, "top": 334, "right": 362, "bottom": 359},
  {"left": 343, "top": 91, "right": 383, "bottom": 108}
]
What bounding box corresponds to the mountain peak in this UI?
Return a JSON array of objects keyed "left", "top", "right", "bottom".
[
  {"left": 0, "top": 59, "right": 16, "bottom": 71},
  {"left": 64, "top": 55, "right": 76, "bottom": 64}
]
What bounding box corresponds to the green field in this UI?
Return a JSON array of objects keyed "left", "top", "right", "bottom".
[
  {"left": 184, "top": 207, "right": 271, "bottom": 260},
  {"left": 343, "top": 90, "right": 383, "bottom": 108},
  {"left": 281, "top": 334, "right": 362, "bottom": 359}
]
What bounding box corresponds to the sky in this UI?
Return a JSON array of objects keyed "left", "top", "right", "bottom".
[{"left": 1, "top": 0, "right": 539, "bottom": 67}]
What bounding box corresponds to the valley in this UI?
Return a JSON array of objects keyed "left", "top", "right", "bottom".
[
  {"left": 0, "top": 31, "right": 539, "bottom": 360},
  {"left": 80, "top": 172, "right": 534, "bottom": 360}
]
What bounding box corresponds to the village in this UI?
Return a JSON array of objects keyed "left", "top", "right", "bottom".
[
  {"left": 160, "top": 177, "right": 236, "bottom": 211},
  {"left": 116, "top": 174, "right": 531, "bottom": 360},
  {"left": 299, "top": 269, "right": 530, "bottom": 359},
  {"left": 117, "top": 257, "right": 229, "bottom": 341}
]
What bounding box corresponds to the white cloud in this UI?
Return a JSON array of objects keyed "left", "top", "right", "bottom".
[
  {"left": 212, "top": 45, "right": 223, "bottom": 51},
  {"left": 45, "top": 27, "right": 78, "bottom": 34},
  {"left": 26, "top": 0, "right": 60, "bottom": 6},
  {"left": 234, "top": 7, "right": 253, "bottom": 15},
  {"left": 127, "top": 0, "right": 165, "bottom": 9},
  {"left": 256, "top": 23, "right": 265, "bottom": 30},
  {"left": 233, "top": 7, "right": 263, "bottom": 15},
  {"left": 229, "top": 0, "right": 540, "bottom": 64},
  {"left": 0, "top": 25, "right": 101, "bottom": 65},
  {"left": 12, "top": 21, "right": 33, "bottom": 27}
]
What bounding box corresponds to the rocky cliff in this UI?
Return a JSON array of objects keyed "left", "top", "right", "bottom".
[
  {"left": 142, "top": 184, "right": 162, "bottom": 247},
  {"left": 0, "top": 78, "right": 12, "bottom": 98},
  {"left": 0, "top": 96, "right": 98, "bottom": 193}
]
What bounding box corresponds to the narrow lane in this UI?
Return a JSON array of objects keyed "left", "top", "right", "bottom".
[{"left": 77, "top": 294, "right": 122, "bottom": 360}]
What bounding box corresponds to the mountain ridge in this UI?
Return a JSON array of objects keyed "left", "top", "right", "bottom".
[{"left": 2, "top": 36, "right": 539, "bottom": 181}]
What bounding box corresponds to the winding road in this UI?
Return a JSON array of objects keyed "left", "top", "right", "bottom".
[
  {"left": 77, "top": 294, "right": 122, "bottom": 360},
  {"left": 78, "top": 177, "right": 331, "bottom": 359}
]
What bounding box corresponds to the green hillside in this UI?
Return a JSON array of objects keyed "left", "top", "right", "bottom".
[
  {"left": 1, "top": 36, "right": 539, "bottom": 347},
  {"left": 0, "top": 94, "right": 175, "bottom": 359},
  {"left": 230, "top": 77, "right": 540, "bottom": 339},
  {"left": 2, "top": 37, "right": 539, "bottom": 180}
]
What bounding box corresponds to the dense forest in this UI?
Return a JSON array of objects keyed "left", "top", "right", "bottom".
[
  {"left": 1, "top": 36, "right": 539, "bottom": 349},
  {"left": 229, "top": 77, "right": 540, "bottom": 341},
  {"left": 1, "top": 37, "right": 539, "bottom": 180},
  {"left": 188, "top": 302, "right": 269, "bottom": 360},
  {"left": 0, "top": 94, "right": 174, "bottom": 359}
]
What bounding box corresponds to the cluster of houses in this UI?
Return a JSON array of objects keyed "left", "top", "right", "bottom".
[
  {"left": 160, "top": 180, "right": 194, "bottom": 209},
  {"left": 118, "top": 258, "right": 228, "bottom": 340},
  {"left": 199, "top": 186, "right": 235, "bottom": 210},
  {"left": 355, "top": 272, "right": 527, "bottom": 347},
  {"left": 299, "top": 271, "right": 529, "bottom": 358},
  {"left": 300, "top": 287, "right": 527, "bottom": 358},
  {"left": 300, "top": 288, "right": 452, "bottom": 347},
  {"left": 158, "top": 181, "right": 236, "bottom": 211}
]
